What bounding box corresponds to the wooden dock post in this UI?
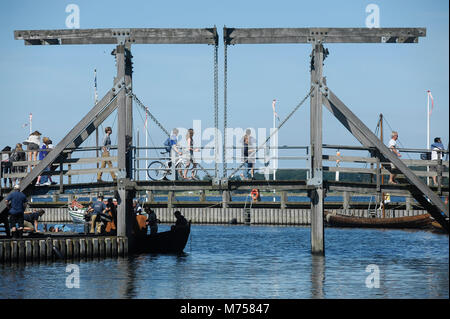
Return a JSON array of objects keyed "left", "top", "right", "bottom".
[
  {"left": 222, "top": 191, "right": 230, "bottom": 209},
  {"left": 281, "top": 191, "right": 287, "bottom": 209},
  {"left": 309, "top": 43, "right": 325, "bottom": 255}
]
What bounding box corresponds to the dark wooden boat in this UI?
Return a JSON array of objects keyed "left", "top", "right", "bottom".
[
  {"left": 324, "top": 212, "right": 432, "bottom": 229},
  {"left": 133, "top": 222, "right": 191, "bottom": 254}
]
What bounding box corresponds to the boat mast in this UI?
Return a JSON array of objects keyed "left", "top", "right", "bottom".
[{"left": 380, "top": 113, "right": 385, "bottom": 218}]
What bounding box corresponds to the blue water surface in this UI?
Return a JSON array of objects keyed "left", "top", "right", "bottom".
[{"left": 0, "top": 224, "right": 448, "bottom": 299}]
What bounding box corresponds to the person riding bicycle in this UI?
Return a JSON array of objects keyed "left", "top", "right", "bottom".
[{"left": 161, "top": 128, "right": 183, "bottom": 180}]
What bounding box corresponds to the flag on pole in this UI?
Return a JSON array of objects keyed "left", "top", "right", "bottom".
[
  {"left": 94, "top": 69, "right": 99, "bottom": 104},
  {"left": 272, "top": 99, "right": 280, "bottom": 121},
  {"left": 427, "top": 90, "right": 434, "bottom": 115}
]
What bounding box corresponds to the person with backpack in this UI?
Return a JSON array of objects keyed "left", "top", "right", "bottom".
[{"left": 163, "top": 128, "right": 183, "bottom": 180}]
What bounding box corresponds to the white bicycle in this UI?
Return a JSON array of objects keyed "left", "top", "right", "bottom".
[{"left": 146, "top": 153, "right": 186, "bottom": 181}]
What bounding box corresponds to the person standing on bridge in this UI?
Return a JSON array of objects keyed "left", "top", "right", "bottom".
[
  {"left": 5, "top": 184, "right": 28, "bottom": 238},
  {"left": 23, "top": 130, "right": 42, "bottom": 171},
  {"left": 97, "top": 126, "right": 117, "bottom": 183},
  {"left": 10, "top": 143, "right": 26, "bottom": 187},
  {"left": 431, "top": 137, "right": 445, "bottom": 186},
  {"left": 183, "top": 128, "right": 199, "bottom": 180},
  {"left": 240, "top": 129, "right": 256, "bottom": 180},
  {"left": 388, "top": 131, "right": 401, "bottom": 184}
]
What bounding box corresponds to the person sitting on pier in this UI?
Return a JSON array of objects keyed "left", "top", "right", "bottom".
[
  {"left": 89, "top": 195, "right": 106, "bottom": 234},
  {"left": 171, "top": 210, "right": 188, "bottom": 231},
  {"left": 146, "top": 208, "right": 159, "bottom": 235},
  {"left": 49, "top": 224, "right": 73, "bottom": 232},
  {"left": 5, "top": 184, "right": 28, "bottom": 238},
  {"left": 23, "top": 209, "right": 45, "bottom": 233},
  {"left": 388, "top": 131, "right": 401, "bottom": 184},
  {"left": 102, "top": 198, "right": 116, "bottom": 234}
]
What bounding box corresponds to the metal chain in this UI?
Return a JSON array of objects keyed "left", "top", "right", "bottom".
[
  {"left": 228, "top": 86, "right": 314, "bottom": 178},
  {"left": 130, "top": 92, "right": 171, "bottom": 137},
  {"left": 214, "top": 43, "right": 219, "bottom": 179},
  {"left": 223, "top": 42, "right": 228, "bottom": 178}
]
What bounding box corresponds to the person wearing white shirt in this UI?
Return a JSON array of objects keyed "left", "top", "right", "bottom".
[{"left": 388, "top": 131, "right": 401, "bottom": 184}]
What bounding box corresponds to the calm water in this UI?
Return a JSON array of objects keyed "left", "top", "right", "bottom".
[{"left": 0, "top": 224, "right": 448, "bottom": 299}]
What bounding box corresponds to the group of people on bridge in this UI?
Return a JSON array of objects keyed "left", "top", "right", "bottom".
[{"left": 1, "top": 130, "right": 56, "bottom": 188}]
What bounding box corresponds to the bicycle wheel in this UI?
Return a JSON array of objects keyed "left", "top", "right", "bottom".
[{"left": 147, "top": 161, "right": 167, "bottom": 181}]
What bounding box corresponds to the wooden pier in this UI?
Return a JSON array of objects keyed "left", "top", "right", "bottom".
[{"left": 0, "top": 235, "right": 128, "bottom": 264}]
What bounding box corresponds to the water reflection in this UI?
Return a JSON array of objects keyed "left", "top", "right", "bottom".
[
  {"left": 0, "top": 225, "right": 448, "bottom": 299},
  {"left": 310, "top": 255, "right": 325, "bottom": 299}
]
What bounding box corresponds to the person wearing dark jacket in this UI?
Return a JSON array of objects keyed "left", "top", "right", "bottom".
[{"left": 171, "top": 210, "right": 188, "bottom": 231}]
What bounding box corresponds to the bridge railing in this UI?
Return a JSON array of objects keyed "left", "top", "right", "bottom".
[
  {"left": 0, "top": 147, "right": 119, "bottom": 190},
  {"left": 1, "top": 144, "right": 447, "bottom": 191}
]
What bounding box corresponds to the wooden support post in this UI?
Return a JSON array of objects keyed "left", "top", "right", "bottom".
[
  {"left": 222, "top": 190, "right": 230, "bottom": 208},
  {"left": 200, "top": 190, "right": 206, "bottom": 202},
  {"left": 66, "top": 239, "right": 73, "bottom": 260},
  {"left": 343, "top": 191, "right": 350, "bottom": 213},
  {"left": 309, "top": 43, "right": 325, "bottom": 255},
  {"left": 281, "top": 191, "right": 288, "bottom": 209},
  {"left": 18, "top": 241, "right": 25, "bottom": 262},
  {"left": 32, "top": 240, "right": 39, "bottom": 261},
  {"left": 437, "top": 158, "right": 442, "bottom": 195},
  {"left": 146, "top": 190, "right": 154, "bottom": 203},
  {"left": 46, "top": 239, "right": 52, "bottom": 261},
  {"left": 59, "top": 156, "right": 64, "bottom": 194},
  {"left": 39, "top": 240, "right": 46, "bottom": 262},
  {"left": 406, "top": 196, "right": 413, "bottom": 214},
  {"left": 168, "top": 191, "right": 174, "bottom": 209},
  {"left": 25, "top": 241, "right": 32, "bottom": 263}
]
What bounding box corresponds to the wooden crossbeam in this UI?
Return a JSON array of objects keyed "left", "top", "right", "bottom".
[
  {"left": 14, "top": 28, "right": 219, "bottom": 45},
  {"left": 224, "top": 27, "right": 426, "bottom": 44}
]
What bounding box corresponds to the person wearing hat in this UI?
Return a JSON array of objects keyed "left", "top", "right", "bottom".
[{"left": 5, "top": 184, "right": 28, "bottom": 238}]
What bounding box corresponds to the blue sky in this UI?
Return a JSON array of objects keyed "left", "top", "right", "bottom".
[{"left": 0, "top": 0, "right": 448, "bottom": 176}]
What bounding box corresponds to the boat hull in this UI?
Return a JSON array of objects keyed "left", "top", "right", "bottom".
[
  {"left": 133, "top": 222, "right": 191, "bottom": 254},
  {"left": 324, "top": 212, "right": 432, "bottom": 229}
]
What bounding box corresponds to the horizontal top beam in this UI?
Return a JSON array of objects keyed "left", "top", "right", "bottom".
[
  {"left": 14, "top": 28, "right": 218, "bottom": 46},
  {"left": 224, "top": 27, "right": 426, "bottom": 45}
]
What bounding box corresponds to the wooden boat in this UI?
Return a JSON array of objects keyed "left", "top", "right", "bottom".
[
  {"left": 133, "top": 221, "right": 191, "bottom": 254},
  {"left": 68, "top": 199, "right": 87, "bottom": 224},
  {"left": 324, "top": 212, "right": 432, "bottom": 229}
]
